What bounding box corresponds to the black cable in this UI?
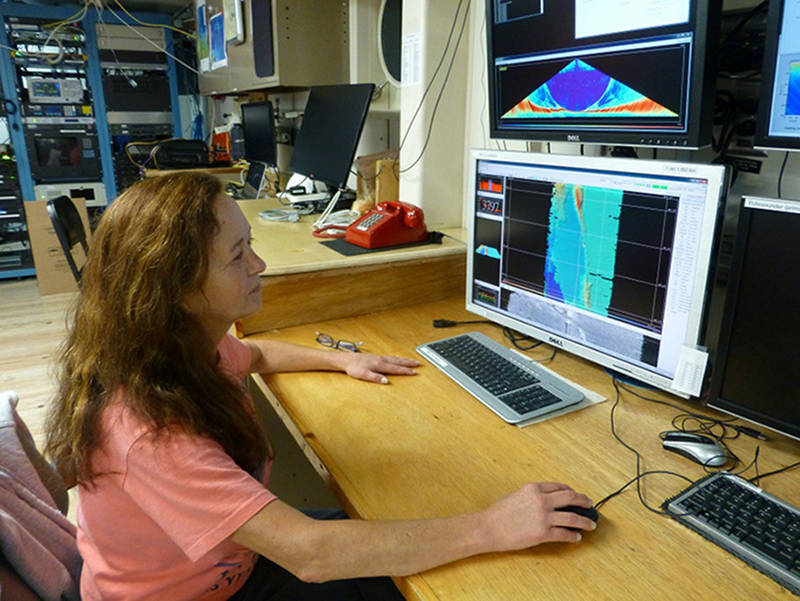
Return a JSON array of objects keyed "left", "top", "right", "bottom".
[
  {"left": 748, "top": 460, "right": 800, "bottom": 485},
  {"left": 397, "top": 0, "right": 465, "bottom": 154},
  {"left": 778, "top": 151, "right": 790, "bottom": 198},
  {"left": 604, "top": 378, "right": 697, "bottom": 514},
  {"left": 399, "top": 0, "right": 471, "bottom": 174}
]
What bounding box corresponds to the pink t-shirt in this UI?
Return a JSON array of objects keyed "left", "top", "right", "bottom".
[{"left": 77, "top": 334, "right": 277, "bottom": 601}]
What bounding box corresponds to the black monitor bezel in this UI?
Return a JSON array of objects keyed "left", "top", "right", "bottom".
[
  {"left": 288, "top": 83, "right": 375, "bottom": 190},
  {"left": 707, "top": 198, "right": 800, "bottom": 441},
  {"left": 241, "top": 101, "right": 277, "bottom": 166},
  {"left": 484, "top": 1, "right": 721, "bottom": 148},
  {"left": 753, "top": 0, "right": 800, "bottom": 152}
]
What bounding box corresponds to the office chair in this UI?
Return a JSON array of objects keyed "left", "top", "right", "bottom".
[{"left": 46, "top": 195, "right": 89, "bottom": 283}]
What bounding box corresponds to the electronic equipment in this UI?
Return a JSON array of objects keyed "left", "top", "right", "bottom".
[
  {"left": 34, "top": 182, "right": 107, "bottom": 208},
  {"left": 663, "top": 472, "right": 800, "bottom": 596},
  {"left": 485, "top": 1, "right": 722, "bottom": 148},
  {"left": 149, "top": 139, "right": 209, "bottom": 169},
  {"left": 289, "top": 84, "right": 375, "bottom": 191},
  {"left": 24, "top": 123, "right": 101, "bottom": 182},
  {"left": 27, "top": 78, "right": 84, "bottom": 104},
  {"left": 465, "top": 149, "right": 725, "bottom": 398},
  {"left": 416, "top": 332, "right": 584, "bottom": 424},
  {"left": 754, "top": 0, "right": 800, "bottom": 151},
  {"left": 345, "top": 201, "right": 428, "bottom": 249},
  {"left": 242, "top": 162, "right": 267, "bottom": 199},
  {"left": 707, "top": 197, "right": 800, "bottom": 442},
  {"left": 241, "top": 101, "right": 277, "bottom": 166}
]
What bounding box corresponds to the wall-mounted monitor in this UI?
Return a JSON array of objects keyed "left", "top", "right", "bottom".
[
  {"left": 708, "top": 197, "right": 800, "bottom": 441},
  {"left": 485, "top": 1, "right": 721, "bottom": 148},
  {"left": 754, "top": 0, "right": 800, "bottom": 152},
  {"left": 465, "top": 149, "right": 725, "bottom": 397}
]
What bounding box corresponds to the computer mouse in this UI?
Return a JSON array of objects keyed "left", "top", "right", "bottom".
[
  {"left": 661, "top": 431, "right": 729, "bottom": 467},
  {"left": 556, "top": 505, "right": 599, "bottom": 531}
]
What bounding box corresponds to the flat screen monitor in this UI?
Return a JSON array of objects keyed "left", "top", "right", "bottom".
[
  {"left": 754, "top": 0, "right": 800, "bottom": 152},
  {"left": 485, "top": 1, "right": 721, "bottom": 148},
  {"left": 466, "top": 149, "right": 725, "bottom": 397},
  {"left": 288, "top": 83, "right": 374, "bottom": 190},
  {"left": 708, "top": 197, "right": 800, "bottom": 441},
  {"left": 241, "top": 101, "right": 277, "bottom": 165},
  {"left": 243, "top": 161, "right": 266, "bottom": 198}
]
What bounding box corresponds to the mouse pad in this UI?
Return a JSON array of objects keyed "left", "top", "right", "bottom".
[{"left": 320, "top": 231, "right": 443, "bottom": 256}]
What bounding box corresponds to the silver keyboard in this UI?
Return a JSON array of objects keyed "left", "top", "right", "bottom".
[{"left": 417, "top": 332, "right": 584, "bottom": 424}]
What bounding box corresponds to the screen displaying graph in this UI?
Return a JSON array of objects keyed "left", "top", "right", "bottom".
[
  {"left": 500, "top": 177, "right": 676, "bottom": 333},
  {"left": 469, "top": 152, "right": 722, "bottom": 387}
]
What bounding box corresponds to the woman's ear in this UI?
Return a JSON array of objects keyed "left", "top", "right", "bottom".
[{"left": 181, "top": 289, "right": 206, "bottom": 317}]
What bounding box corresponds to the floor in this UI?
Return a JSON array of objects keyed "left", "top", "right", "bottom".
[{"left": 0, "top": 277, "right": 339, "bottom": 524}]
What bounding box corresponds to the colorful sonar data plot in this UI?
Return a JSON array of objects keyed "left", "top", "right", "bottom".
[
  {"left": 544, "top": 183, "right": 623, "bottom": 317},
  {"left": 502, "top": 59, "right": 678, "bottom": 120},
  {"left": 476, "top": 244, "right": 502, "bottom": 260},
  {"left": 787, "top": 62, "right": 800, "bottom": 116}
]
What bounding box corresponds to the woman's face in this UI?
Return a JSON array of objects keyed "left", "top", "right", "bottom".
[{"left": 183, "top": 194, "right": 266, "bottom": 338}]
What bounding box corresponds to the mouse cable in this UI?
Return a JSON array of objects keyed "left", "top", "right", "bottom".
[
  {"left": 748, "top": 459, "right": 800, "bottom": 486},
  {"left": 594, "top": 469, "right": 693, "bottom": 512},
  {"left": 603, "top": 378, "right": 731, "bottom": 516}
]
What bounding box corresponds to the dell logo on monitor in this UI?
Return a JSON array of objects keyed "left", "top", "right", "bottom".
[
  {"left": 567, "top": 135, "right": 581, "bottom": 142},
  {"left": 548, "top": 336, "right": 564, "bottom": 347}
]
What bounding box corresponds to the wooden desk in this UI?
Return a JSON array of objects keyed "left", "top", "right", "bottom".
[
  {"left": 236, "top": 199, "right": 467, "bottom": 335},
  {"left": 143, "top": 166, "right": 245, "bottom": 178},
  {"left": 247, "top": 296, "right": 800, "bottom": 601}
]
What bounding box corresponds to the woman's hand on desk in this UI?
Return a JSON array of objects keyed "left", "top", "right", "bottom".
[
  {"left": 339, "top": 353, "right": 420, "bottom": 384},
  {"left": 483, "top": 482, "right": 595, "bottom": 548}
]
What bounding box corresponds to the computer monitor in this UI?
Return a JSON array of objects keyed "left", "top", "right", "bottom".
[
  {"left": 241, "top": 101, "right": 277, "bottom": 166},
  {"left": 754, "top": 0, "right": 800, "bottom": 152},
  {"left": 485, "top": 1, "right": 721, "bottom": 148},
  {"left": 707, "top": 197, "right": 800, "bottom": 441},
  {"left": 466, "top": 149, "right": 725, "bottom": 397},
  {"left": 288, "top": 83, "right": 375, "bottom": 190},
  {"left": 242, "top": 161, "right": 266, "bottom": 199}
]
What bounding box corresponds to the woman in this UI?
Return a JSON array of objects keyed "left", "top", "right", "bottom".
[{"left": 45, "top": 173, "right": 595, "bottom": 601}]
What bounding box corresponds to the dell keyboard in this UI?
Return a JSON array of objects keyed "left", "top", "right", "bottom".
[
  {"left": 416, "top": 332, "right": 584, "bottom": 424},
  {"left": 663, "top": 471, "right": 800, "bottom": 595}
]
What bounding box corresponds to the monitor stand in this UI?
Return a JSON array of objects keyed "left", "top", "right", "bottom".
[
  {"left": 603, "top": 368, "right": 656, "bottom": 391},
  {"left": 279, "top": 173, "right": 331, "bottom": 203}
]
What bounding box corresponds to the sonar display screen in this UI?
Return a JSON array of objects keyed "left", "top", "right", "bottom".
[
  {"left": 486, "top": 0, "right": 719, "bottom": 147},
  {"left": 470, "top": 154, "right": 716, "bottom": 382}
]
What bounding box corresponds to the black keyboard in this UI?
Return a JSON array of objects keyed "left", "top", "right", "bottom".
[
  {"left": 416, "top": 332, "right": 584, "bottom": 424},
  {"left": 663, "top": 471, "right": 800, "bottom": 595}
]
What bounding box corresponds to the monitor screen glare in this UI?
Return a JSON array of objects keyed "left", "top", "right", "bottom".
[{"left": 466, "top": 149, "right": 724, "bottom": 397}]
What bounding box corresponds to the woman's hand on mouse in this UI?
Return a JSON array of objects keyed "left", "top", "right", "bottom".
[
  {"left": 338, "top": 352, "right": 421, "bottom": 384},
  {"left": 481, "top": 482, "right": 596, "bottom": 550}
]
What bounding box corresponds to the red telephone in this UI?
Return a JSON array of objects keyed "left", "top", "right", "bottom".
[{"left": 345, "top": 201, "right": 428, "bottom": 249}]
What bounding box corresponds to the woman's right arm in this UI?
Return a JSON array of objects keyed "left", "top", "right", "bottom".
[{"left": 230, "top": 482, "right": 595, "bottom": 583}]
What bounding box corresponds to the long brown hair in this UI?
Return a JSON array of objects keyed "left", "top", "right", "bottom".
[{"left": 45, "top": 173, "right": 267, "bottom": 487}]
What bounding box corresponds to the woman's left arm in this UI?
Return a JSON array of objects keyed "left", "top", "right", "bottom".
[{"left": 246, "top": 339, "right": 420, "bottom": 383}]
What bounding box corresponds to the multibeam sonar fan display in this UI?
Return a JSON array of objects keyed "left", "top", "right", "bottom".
[{"left": 502, "top": 59, "right": 677, "bottom": 120}]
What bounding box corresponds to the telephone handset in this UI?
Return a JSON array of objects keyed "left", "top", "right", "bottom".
[{"left": 345, "top": 201, "right": 428, "bottom": 249}]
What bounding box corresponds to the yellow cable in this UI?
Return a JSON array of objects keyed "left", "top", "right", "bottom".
[{"left": 112, "top": 0, "right": 195, "bottom": 38}]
